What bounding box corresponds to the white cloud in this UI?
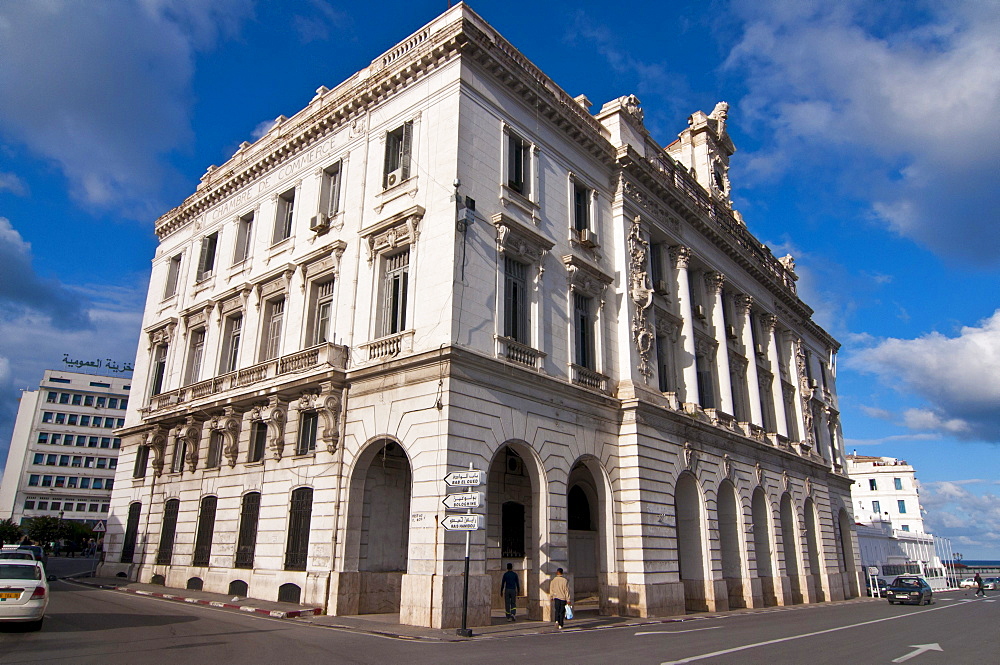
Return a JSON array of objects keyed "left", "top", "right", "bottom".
[
  {"left": 847, "top": 310, "right": 1000, "bottom": 441},
  {"left": 726, "top": 0, "right": 1000, "bottom": 266},
  {"left": 0, "top": 172, "right": 26, "bottom": 196},
  {"left": 921, "top": 480, "right": 1000, "bottom": 553},
  {"left": 0, "top": 1, "right": 252, "bottom": 216}
]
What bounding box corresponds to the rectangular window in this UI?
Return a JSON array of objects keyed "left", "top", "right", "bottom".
[
  {"left": 76, "top": 503, "right": 86, "bottom": 511},
  {"left": 321, "top": 162, "right": 342, "bottom": 219},
  {"left": 156, "top": 499, "right": 180, "bottom": 565},
  {"left": 235, "top": 492, "right": 261, "bottom": 569},
  {"left": 92, "top": 479, "right": 103, "bottom": 490},
  {"left": 901, "top": 525, "right": 910, "bottom": 532},
  {"left": 150, "top": 344, "right": 168, "bottom": 396},
  {"left": 172, "top": 440, "right": 186, "bottom": 474},
  {"left": 656, "top": 334, "right": 674, "bottom": 393},
  {"left": 284, "top": 487, "right": 313, "bottom": 571},
  {"left": 573, "top": 180, "right": 592, "bottom": 233},
  {"left": 85, "top": 457, "right": 95, "bottom": 468},
  {"left": 164, "top": 254, "right": 182, "bottom": 298},
  {"left": 88, "top": 503, "right": 98, "bottom": 512},
  {"left": 55, "top": 413, "right": 65, "bottom": 424},
  {"left": 192, "top": 496, "right": 218, "bottom": 567},
  {"left": 42, "top": 412, "right": 53, "bottom": 423},
  {"left": 88, "top": 437, "right": 99, "bottom": 447},
  {"left": 120, "top": 398, "right": 128, "bottom": 410},
  {"left": 100, "top": 437, "right": 111, "bottom": 448},
  {"left": 574, "top": 294, "right": 595, "bottom": 369},
  {"left": 71, "top": 456, "right": 82, "bottom": 467},
  {"left": 248, "top": 421, "right": 267, "bottom": 463},
  {"left": 383, "top": 121, "right": 412, "bottom": 188},
  {"left": 108, "top": 398, "right": 118, "bottom": 409},
  {"left": 109, "top": 458, "right": 117, "bottom": 470},
  {"left": 33, "top": 453, "right": 45, "bottom": 464},
  {"left": 50, "top": 502, "right": 60, "bottom": 512},
  {"left": 296, "top": 412, "right": 318, "bottom": 455},
  {"left": 85, "top": 395, "right": 95, "bottom": 407},
  {"left": 28, "top": 475, "right": 40, "bottom": 486},
  {"left": 59, "top": 455, "right": 70, "bottom": 467},
  {"left": 37, "top": 501, "right": 48, "bottom": 511},
  {"left": 59, "top": 393, "right": 70, "bottom": 404},
  {"left": 311, "top": 280, "right": 335, "bottom": 345},
  {"left": 206, "top": 431, "right": 223, "bottom": 468},
  {"left": 120, "top": 502, "right": 142, "bottom": 563},
  {"left": 67, "top": 477, "right": 78, "bottom": 488},
  {"left": 72, "top": 393, "right": 82, "bottom": 406},
  {"left": 507, "top": 132, "right": 530, "bottom": 195},
  {"left": 650, "top": 243, "right": 665, "bottom": 287},
  {"left": 380, "top": 250, "right": 409, "bottom": 336},
  {"left": 196, "top": 232, "right": 219, "bottom": 281},
  {"left": 47, "top": 391, "right": 57, "bottom": 403},
  {"left": 503, "top": 257, "right": 529, "bottom": 344},
  {"left": 55, "top": 476, "right": 65, "bottom": 487},
  {"left": 272, "top": 189, "right": 295, "bottom": 244},
  {"left": 46, "top": 454, "right": 57, "bottom": 465},
  {"left": 233, "top": 211, "right": 254, "bottom": 264},
  {"left": 113, "top": 438, "right": 121, "bottom": 449},
  {"left": 96, "top": 458, "right": 107, "bottom": 469},
  {"left": 79, "top": 415, "right": 90, "bottom": 427},
  {"left": 51, "top": 434, "right": 61, "bottom": 445},
  {"left": 894, "top": 478, "right": 903, "bottom": 490},
  {"left": 133, "top": 444, "right": 149, "bottom": 479},
  {"left": 869, "top": 479, "right": 877, "bottom": 491},
  {"left": 872, "top": 500, "right": 881, "bottom": 513},
  {"left": 23, "top": 500, "right": 34, "bottom": 510},
  {"left": 67, "top": 414, "right": 78, "bottom": 425},
  {"left": 898, "top": 500, "right": 907, "bottom": 514},
  {"left": 186, "top": 328, "right": 206, "bottom": 385},
  {"left": 220, "top": 314, "right": 243, "bottom": 373},
  {"left": 696, "top": 352, "right": 716, "bottom": 409},
  {"left": 262, "top": 298, "right": 285, "bottom": 361},
  {"left": 96, "top": 396, "right": 106, "bottom": 408}
]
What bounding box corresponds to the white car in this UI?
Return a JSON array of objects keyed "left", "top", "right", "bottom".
[
  {"left": 959, "top": 577, "right": 978, "bottom": 588},
  {"left": 0, "top": 561, "right": 49, "bottom": 630}
]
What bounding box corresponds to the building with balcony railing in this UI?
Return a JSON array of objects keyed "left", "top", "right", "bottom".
[{"left": 99, "top": 4, "right": 859, "bottom": 628}]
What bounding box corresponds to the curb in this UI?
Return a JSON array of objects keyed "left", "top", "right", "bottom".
[{"left": 67, "top": 578, "right": 321, "bottom": 619}]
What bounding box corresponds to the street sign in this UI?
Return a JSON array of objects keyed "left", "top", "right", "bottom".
[
  {"left": 443, "top": 470, "right": 484, "bottom": 487},
  {"left": 868, "top": 566, "right": 879, "bottom": 575},
  {"left": 440, "top": 514, "right": 484, "bottom": 531},
  {"left": 92, "top": 521, "right": 106, "bottom": 533},
  {"left": 442, "top": 492, "right": 484, "bottom": 510}
]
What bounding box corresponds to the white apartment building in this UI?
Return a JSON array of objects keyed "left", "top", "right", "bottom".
[
  {"left": 846, "top": 454, "right": 925, "bottom": 534},
  {"left": 0, "top": 369, "right": 130, "bottom": 527},
  {"left": 99, "top": 4, "right": 861, "bottom": 628}
]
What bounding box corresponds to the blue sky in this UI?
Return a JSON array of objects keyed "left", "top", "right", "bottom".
[{"left": 0, "top": 0, "right": 997, "bottom": 558}]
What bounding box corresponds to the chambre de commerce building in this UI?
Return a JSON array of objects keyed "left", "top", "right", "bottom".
[{"left": 99, "top": 4, "right": 861, "bottom": 628}]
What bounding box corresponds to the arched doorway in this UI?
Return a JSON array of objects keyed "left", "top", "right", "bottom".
[
  {"left": 837, "top": 508, "right": 859, "bottom": 598},
  {"left": 349, "top": 439, "right": 412, "bottom": 614},
  {"left": 780, "top": 493, "right": 803, "bottom": 604},
  {"left": 804, "top": 498, "right": 825, "bottom": 601},
  {"left": 567, "top": 461, "right": 603, "bottom": 603},
  {"left": 487, "top": 443, "right": 542, "bottom": 618},
  {"left": 675, "top": 473, "right": 708, "bottom": 612},
  {"left": 752, "top": 488, "right": 777, "bottom": 606},
  {"left": 718, "top": 480, "right": 746, "bottom": 608}
]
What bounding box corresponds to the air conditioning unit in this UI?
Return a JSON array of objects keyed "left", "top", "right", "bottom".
[
  {"left": 385, "top": 168, "right": 404, "bottom": 188},
  {"left": 309, "top": 214, "right": 329, "bottom": 232},
  {"left": 577, "top": 228, "right": 597, "bottom": 247},
  {"left": 653, "top": 280, "right": 669, "bottom": 295},
  {"left": 726, "top": 325, "right": 738, "bottom": 339},
  {"left": 694, "top": 304, "right": 706, "bottom": 319}
]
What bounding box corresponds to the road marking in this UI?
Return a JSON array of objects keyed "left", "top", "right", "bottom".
[
  {"left": 636, "top": 626, "right": 722, "bottom": 636},
  {"left": 891, "top": 643, "right": 943, "bottom": 663},
  {"left": 660, "top": 600, "right": 967, "bottom": 665}
]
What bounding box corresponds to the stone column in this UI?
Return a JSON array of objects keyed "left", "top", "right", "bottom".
[
  {"left": 735, "top": 295, "right": 763, "bottom": 426},
  {"left": 670, "top": 246, "right": 699, "bottom": 406},
  {"left": 762, "top": 314, "right": 788, "bottom": 437},
  {"left": 706, "top": 272, "right": 733, "bottom": 415},
  {"left": 785, "top": 334, "right": 807, "bottom": 443}
]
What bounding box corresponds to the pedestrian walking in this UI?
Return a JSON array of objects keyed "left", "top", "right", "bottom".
[
  {"left": 974, "top": 573, "right": 985, "bottom": 597},
  {"left": 501, "top": 563, "right": 520, "bottom": 622},
  {"left": 550, "top": 568, "right": 570, "bottom": 630}
]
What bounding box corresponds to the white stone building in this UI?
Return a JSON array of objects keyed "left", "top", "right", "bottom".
[
  {"left": 0, "top": 369, "right": 130, "bottom": 528},
  {"left": 846, "top": 455, "right": 925, "bottom": 534},
  {"left": 99, "top": 4, "right": 861, "bottom": 627}
]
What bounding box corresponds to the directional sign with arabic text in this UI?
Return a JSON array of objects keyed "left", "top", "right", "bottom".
[
  {"left": 443, "top": 470, "right": 484, "bottom": 487},
  {"left": 441, "top": 514, "right": 484, "bottom": 531},
  {"left": 442, "top": 492, "right": 484, "bottom": 510}
]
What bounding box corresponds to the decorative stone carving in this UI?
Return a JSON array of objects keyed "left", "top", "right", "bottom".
[
  {"left": 562, "top": 254, "right": 613, "bottom": 299},
  {"left": 627, "top": 216, "right": 655, "bottom": 378},
  {"left": 755, "top": 462, "right": 764, "bottom": 487},
  {"left": 146, "top": 319, "right": 178, "bottom": 347},
  {"left": 251, "top": 397, "right": 287, "bottom": 460},
  {"left": 794, "top": 338, "right": 814, "bottom": 448},
  {"left": 493, "top": 213, "right": 554, "bottom": 264},
  {"left": 362, "top": 205, "right": 424, "bottom": 264},
  {"left": 683, "top": 441, "right": 698, "bottom": 471},
  {"left": 211, "top": 407, "right": 243, "bottom": 468},
  {"left": 734, "top": 294, "right": 753, "bottom": 317},
  {"left": 760, "top": 313, "right": 778, "bottom": 334},
  {"left": 669, "top": 245, "right": 691, "bottom": 270},
  {"left": 297, "top": 388, "right": 342, "bottom": 453},
  {"left": 144, "top": 426, "right": 169, "bottom": 477},
  {"left": 178, "top": 417, "right": 204, "bottom": 473},
  {"left": 782, "top": 470, "right": 790, "bottom": 492},
  {"left": 723, "top": 454, "right": 733, "bottom": 481},
  {"left": 804, "top": 476, "right": 813, "bottom": 498},
  {"left": 704, "top": 271, "right": 725, "bottom": 296}
]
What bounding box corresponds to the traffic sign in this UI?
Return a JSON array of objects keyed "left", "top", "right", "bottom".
[
  {"left": 92, "top": 521, "right": 106, "bottom": 532},
  {"left": 442, "top": 492, "right": 484, "bottom": 510},
  {"left": 441, "top": 514, "right": 484, "bottom": 531},
  {"left": 868, "top": 566, "right": 879, "bottom": 575},
  {"left": 444, "top": 470, "right": 484, "bottom": 487}
]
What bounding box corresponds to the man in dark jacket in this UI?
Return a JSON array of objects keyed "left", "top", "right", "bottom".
[
  {"left": 501, "top": 563, "right": 521, "bottom": 622},
  {"left": 974, "top": 573, "right": 985, "bottom": 597}
]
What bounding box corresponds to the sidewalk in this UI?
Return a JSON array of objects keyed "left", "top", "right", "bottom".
[{"left": 65, "top": 575, "right": 883, "bottom": 641}]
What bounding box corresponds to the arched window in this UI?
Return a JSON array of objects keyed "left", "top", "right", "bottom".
[
  {"left": 156, "top": 499, "right": 180, "bottom": 565},
  {"left": 235, "top": 492, "right": 261, "bottom": 569},
  {"left": 192, "top": 496, "right": 218, "bottom": 567},
  {"left": 567, "top": 485, "right": 592, "bottom": 531},
  {"left": 284, "top": 487, "right": 314, "bottom": 570},
  {"left": 501, "top": 501, "right": 525, "bottom": 558},
  {"left": 120, "top": 502, "right": 141, "bottom": 563}
]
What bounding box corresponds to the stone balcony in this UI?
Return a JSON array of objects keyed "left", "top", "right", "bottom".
[{"left": 142, "top": 342, "right": 348, "bottom": 418}]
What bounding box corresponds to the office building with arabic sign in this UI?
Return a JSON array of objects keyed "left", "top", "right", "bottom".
[
  {"left": 0, "top": 369, "right": 130, "bottom": 528},
  {"left": 99, "top": 4, "right": 860, "bottom": 626}
]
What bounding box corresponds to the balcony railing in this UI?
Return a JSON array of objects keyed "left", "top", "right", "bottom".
[
  {"left": 570, "top": 363, "right": 608, "bottom": 393},
  {"left": 496, "top": 336, "right": 544, "bottom": 370},
  {"left": 144, "top": 342, "right": 347, "bottom": 416},
  {"left": 359, "top": 330, "right": 414, "bottom": 362}
]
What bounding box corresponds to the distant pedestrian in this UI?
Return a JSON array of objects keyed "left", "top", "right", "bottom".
[
  {"left": 501, "top": 563, "right": 520, "bottom": 622},
  {"left": 974, "top": 573, "right": 985, "bottom": 597},
  {"left": 550, "top": 568, "right": 570, "bottom": 630}
]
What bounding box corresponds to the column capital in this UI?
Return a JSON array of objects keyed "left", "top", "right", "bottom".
[
  {"left": 761, "top": 313, "right": 778, "bottom": 333},
  {"left": 734, "top": 294, "right": 753, "bottom": 316},
  {"left": 669, "top": 245, "right": 691, "bottom": 269},
  {"left": 704, "top": 271, "right": 725, "bottom": 295}
]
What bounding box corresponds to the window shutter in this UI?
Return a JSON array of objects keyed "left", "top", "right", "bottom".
[
  {"left": 401, "top": 121, "right": 413, "bottom": 180},
  {"left": 197, "top": 237, "right": 210, "bottom": 278}
]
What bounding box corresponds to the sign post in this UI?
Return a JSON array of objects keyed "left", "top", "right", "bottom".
[{"left": 443, "top": 464, "right": 483, "bottom": 637}]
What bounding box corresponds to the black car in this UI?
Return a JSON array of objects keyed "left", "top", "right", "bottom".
[
  {"left": 886, "top": 576, "right": 933, "bottom": 605},
  {"left": 866, "top": 577, "right": 888, "bottom": 596}
]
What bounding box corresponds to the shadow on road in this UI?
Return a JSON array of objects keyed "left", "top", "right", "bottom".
[{"left": 41, "top": 612, "right": 200, "bottom": 632}]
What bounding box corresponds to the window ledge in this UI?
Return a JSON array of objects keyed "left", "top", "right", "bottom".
[
  {"left": 292, "top": 452, "right": 316, "bottom": 460},
  {"left": 245, "top": 460, "right": 264, "bottom": 467},
  {"left": 375, "top": 175, "right": 418, "bottom": 213},
  {"left": 500, "top": 185, "right": 540, "bottom": 222}
]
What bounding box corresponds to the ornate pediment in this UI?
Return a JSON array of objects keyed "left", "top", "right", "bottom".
[
  {"left": 562, "top": 254, "right": 613, "bottom": 297},
  {"left": 492, "top": 213, "right": 554, "bottom": 263},
  {"left": 362, "top": 205, "right": 424, "bottom": 263},
  {"left": 145, "top": 318, "right": 178, "bottom": 347}
]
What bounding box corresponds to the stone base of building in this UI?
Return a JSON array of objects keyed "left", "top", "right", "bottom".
[{"left": 399, "top": 572, "right": 492, "bottom": 628}]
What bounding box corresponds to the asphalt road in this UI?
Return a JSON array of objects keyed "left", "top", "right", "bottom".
[{"left": 1, "top": 569, "right": 996, "bottom": 665}]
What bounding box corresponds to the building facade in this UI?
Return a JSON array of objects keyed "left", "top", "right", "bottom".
[
  {"left": 0, "top": 370, "right": 130, "bottom": 527},
  {"left": 846, "top": 455, "right": 925, "bottom": 534},
  {"left": 99, "top": 4, "right": 860, "bottom": 627}
]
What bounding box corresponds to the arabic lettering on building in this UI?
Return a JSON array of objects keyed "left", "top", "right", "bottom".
[{"left": 61, "top": 354, "right": 134, "bottom": 373}]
